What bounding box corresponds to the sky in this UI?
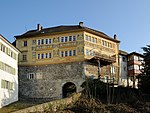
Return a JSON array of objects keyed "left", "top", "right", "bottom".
[{"left": 0, "top": 0, "right": 150, "bottom": 53}]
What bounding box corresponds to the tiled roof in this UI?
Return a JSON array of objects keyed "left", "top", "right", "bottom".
[
  {"left": 128, "top": 52, "right": 144, "bottom": 57},
  {"left": 15, "top": 24, "right": 120, "bottom": 43}
]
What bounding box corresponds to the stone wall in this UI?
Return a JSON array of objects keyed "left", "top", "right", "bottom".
[
  {"left": 85, "top": 61, "right": 111, "bottom": 78},
  {"left": 84, "top": 61, "right": 119, "bottom": 83},
  {"left": 18, "top": 62, "right": 85, "bottom": 99},
  {"left": 12, "top": 93, "right": 81, "bottom": 113}
]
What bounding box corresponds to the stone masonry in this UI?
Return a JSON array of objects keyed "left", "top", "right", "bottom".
[
  {"left": 19, "top": 62, "right": 85, "bottom": 99},
  {"left": 19, "top": 61, "right": 117, "bottom": 99}
]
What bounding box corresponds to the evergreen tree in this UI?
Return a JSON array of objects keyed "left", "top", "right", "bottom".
[{"left": 139, "top": 45, "right": 150, "bottom": 94}]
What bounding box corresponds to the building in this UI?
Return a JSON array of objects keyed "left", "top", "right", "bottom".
[
  {"left": 119, "top": 50, "right": 128, "bottom": 86},
  {"left": 0, "top": 34, "right": 19, "bottom": 108},
  {"left": 14, "top": 22, "right": 120, "bottom": 99},
  {"left": 127, "top": 52, "right": 144, "bottom": 88},
  {"left": 119, "top": 51, "right": 144, "bottom": 88}
]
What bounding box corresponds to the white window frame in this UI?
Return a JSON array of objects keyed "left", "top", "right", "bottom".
[{"left": 28, "top": 73, "right": 35, "bottom": 80}]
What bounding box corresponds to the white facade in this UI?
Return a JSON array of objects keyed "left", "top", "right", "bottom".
[
  {"left": 0, "top": 35, "right": 19, "bottom": 108},
  {"left": 119, "top": 54, "right": 128, "bottom": 86},
  {"left": 119, "top": 55, "right": 136, "bottom": 88}
]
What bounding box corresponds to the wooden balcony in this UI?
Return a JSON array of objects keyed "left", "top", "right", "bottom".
[{"left": 86, "top": 52, "right": 116, "bottom": 66}]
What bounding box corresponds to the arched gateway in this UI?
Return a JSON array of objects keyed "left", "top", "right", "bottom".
[{"left": 62, "top": 82, "right": 76, "bottom": 98}]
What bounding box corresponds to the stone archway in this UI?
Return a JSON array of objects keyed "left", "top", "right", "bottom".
[{"left": 62, "top": 82, "right": 76, "bottom": 98}]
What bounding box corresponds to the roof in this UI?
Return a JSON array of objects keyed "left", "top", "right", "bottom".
[
  {"left": 119, "top": 50, "right": 128, "bottom": 56},
  {"left": 127, "top": 52, "right": 144, "bottom": 57},
  {"left": 15, "top": 23, "right": 120, "bottom": 43},
  {"left": 0, "top": 34, "right": 20, "bottom": 53}
]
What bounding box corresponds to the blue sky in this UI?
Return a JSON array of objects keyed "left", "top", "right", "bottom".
[{"left": 0, "top": 0, "right": 150, "bottom": 53}]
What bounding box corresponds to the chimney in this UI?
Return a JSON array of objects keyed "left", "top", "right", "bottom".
[
  {"left": 114, "top": 34, "right": 117, "bottom": 40},
  {"left": 37, "top": 24, "right": 43, "bottom": 31},
  {"left": 79, "top": 22, "right": 84, "bottom": 27}
]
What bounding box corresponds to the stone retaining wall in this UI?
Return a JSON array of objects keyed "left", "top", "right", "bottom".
[{"left": 12, "top": 93, "right": 81, "bottom": 113}]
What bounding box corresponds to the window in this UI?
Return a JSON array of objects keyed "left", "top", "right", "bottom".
[
  {"left": 38, "top": 40, "right": 40, "bottom": 45},
  {"left": 0, "top": 43, "right": 1, "bottom": 50},
  {"left": 86, "top": 49, "right": 89, "bottom": 55},
  {"left": 32, "top": 52, "right": 36, "bottom": 59},
  {"left": 61, "top": 37, "right": 64, "bottom": 42},
  {"left": 104, "top": 41, "right": 107, "bottom": 46},
  {"left": 86, "top": 35, "right": 88, "bottom": 41},
  {"left": 38, "top": 54, "right": 40, "bottom": 59},
  {"left": 69, "top": 50, "right": 72, "bottom": 56},
  {"left": 46, "top": 53, "right": 48, "bottom": 58},
  {"left": 73, "top": 36, "right": 76, "bottom": 41},
  {"left": 6, "top": 48, "right": 8, "bottom": 54},
  {"left": 134, "top": 65, "right": 139, "bottom": 70},
  {"left": 0, "top": 61, "right": 16, "bottom": 75},
  {"left": 111, "top": 66, "right": 115, "bottom": 74},
  {"left": 124, "top": 66, "right": 127, "bottom": 71},
  {"left": 139, "top": 57, "right": 143, "bottom": 61},
  {"left": 41, "top": 39, "right": 44, "bottom": 44},
  {"left": 107, "top": 42, "right": 109, "bottom": 47},
  {"left": 122, "top": 57, "right": 126, "bottom": 62},
  {"left": 65, "top": 51, "right": 68, "bottom": 57},
  {"left": 95, "top": 38, "right": 97, "bottom": 43},
  {"left": 1, "top": 80, "right": 14, "bottom": 90},
  {"left": 91, "top": 37, "right": 97, "bottom": 43},
  {"left": 22, "top": 54, "right": 27, "bottom": 61},
  {"left": 69, "top": 36, "right": 72, "bottom": 41},
  {"left": 134, "top": 56, "right": 138, "bottom": 61},
  {"left": 49, "top": 38, "right": 52, "bottom": 44},
  {"left": 28, "top": 73, "right": 35, "bottom": 79},
  {"left": 0, "top": 62, "right": 2, "bottom": 69},
  {"left": 110, "top": 43, "right": 112, "bottom": 48},
  {"left": 32, "top": 47, "right": 36, "bottom": 51},
  {"left": 61, "top": 51, "right": 64, "bottom": 57},
  {"left": 88, "top": 36, "right": 91, "bottom": 41},
  {"left": 73, "top": 50, "right": 76, "bottom": 56},
  {"left": 2, "top": 46, "right": 5, "bottom": 52},
  {"left": 24, "top": 41, "right": 27, "bottom": 46},
  {"left": 65, "top": 37, "right": 68, "bottom": 42},
  {"left": 49, "top": 53, "right": 52, "bottom": 58},
  {"left": 92, "top": 37, "right": 94, "bottom": 42},
  {"left": 10, "top": 51, "right": 13, "bottom": 57},
  {"left": 45, "top": 39, "right": 48, "bottom": 44},
  {"left": 32, "top": 40, "right": 36, "bottom": 45},
  {"left": 41, "top": 54, "right": 44, "bottom": 59},
  {"left": 102, "top": 40, "right": 105, "bottom": 46}
]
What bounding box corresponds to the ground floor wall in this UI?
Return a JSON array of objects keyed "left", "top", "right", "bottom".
[
  {"left": 18, "top": 62, "right": 85, "bottom": 99},
  {"left": 18, "top": 61, "right": 119, "bottom": 100}
]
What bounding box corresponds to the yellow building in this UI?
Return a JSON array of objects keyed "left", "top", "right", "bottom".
[{"left": 15, "top": 22, "right": 120, "bottom": 99}]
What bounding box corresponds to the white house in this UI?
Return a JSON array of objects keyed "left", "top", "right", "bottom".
[
  {"left": 0, "top": 34, "right": 19, "bottom": 108},
  {"left": 119, "top": 50, "right": 128, "bottom": 86}
]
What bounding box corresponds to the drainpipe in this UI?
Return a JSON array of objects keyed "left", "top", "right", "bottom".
[{"left": 97, "top": 60, "right": 101, "bottom": 78}]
